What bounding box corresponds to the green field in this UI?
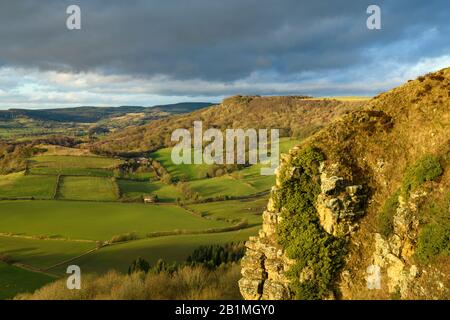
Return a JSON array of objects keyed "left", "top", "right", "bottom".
[
  {"left": 58, "top": 176, "right": 118, "bottom": 201},
  {"left": 121, "top": 171, "right": 157, "bottom": 181},
  {"left": 29, "top": 167, "right": 113, "bottom": 177},
  {"left": 51, "top": 226, "right": 261, "bottom": 274},
  {"left": 0, "top": 201, "right": 231, "bottom": 241},
  {"left": 118, "top": 180, "right": 182, "bottom": 202},
  {"left": 189, "top": 175, "right": 258, "bottom": 198},
  {"left": 187, "top": 197, "right": 267, "bottom": 226},
  {"left": 28, "top": 155, "right": 121, "bottom": 176},
  {"left": 0, "top": 236, "right": 95, "bottom": 270},
  {"left": 0, "top": 172, "right": 57, "bottom": 199},
  {"left": 151, "top": 148, "right": 212, "bottom": 180},
  {"left": 30, "top": 155, "right": 122, "bottom": 168},
  {"left": 238, "top": 164, "right": 276, "bottom": 191},
  {"left": 0, "top": 262, "right": 54, "bottom": 299},
  {"left": 278, "top": 137, "right": 301, "bottom": 153},
  {"left": 151, "top": 138, "right": 299, "bottom": 199},
  {"left": 150, "top": 138, "right": 299, "bottom": 182}
]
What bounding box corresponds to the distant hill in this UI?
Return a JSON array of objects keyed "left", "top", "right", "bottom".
[
  {"left": 90, "top": 96, "right": 366, "bottom": 155},
  {"left": 152, "top": 102, "right": 215, "bottom": 113},
  {"left": 0, "top": 102, "right": 214, "bottom": 123}
]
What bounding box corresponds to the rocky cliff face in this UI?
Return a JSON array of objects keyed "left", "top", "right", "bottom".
[
  {"left": 368, "top": 190, "right": 448, "bottom": 299},
  {"left": 238, "top": 156, "right": 292, "bottom": 300},
  {"left": 239, "top": 68, "right": 450, "bottom": 300},
  {"left": 239, "top": 153, "right": 367, "bottom": 300}
]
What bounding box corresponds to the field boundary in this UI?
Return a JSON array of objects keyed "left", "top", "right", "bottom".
[
  {"left": 12, "top": 262, "right": 60, "bottom": 278},
  {"left": 52, "top": 174, "right": 62, "bottom": 199},
  {"left": 111, "top": 177, "right": 122, "bottom": 199},
  {"left": 142, "top": 220, "right": 249, "bottom": 239},
  {"left": 0, "top": 233, "right": 96, "bottom": 243},
  {"left": 182, "top": 190, "right": 270, "bottom": 205},
  {"left": 44, "top": 247, "right": 100, "bottom": 272}
]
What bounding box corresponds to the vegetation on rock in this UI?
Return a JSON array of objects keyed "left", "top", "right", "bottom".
[
  {"left": 275, "top": 147, "right": 347, "bottom": 299},
  {"left": 377, "top": 190, "right": 400, "bottom": 237}
]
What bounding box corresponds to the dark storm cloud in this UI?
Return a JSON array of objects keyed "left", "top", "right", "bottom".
[{"left": 0, "top": 0, "right": 448, "bottom": 83}]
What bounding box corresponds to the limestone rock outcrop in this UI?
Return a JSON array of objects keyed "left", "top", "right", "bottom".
[
  {"left": 239, "top": 156, "right": 367, "bottom": 300},
  {"left": 371, "top": 190, "right": 448, "bottom": 299},
  {"left": 238, "top": 190, "right": 293, "bottom": 300},
  {"left": 316, "top": 163, "right": 366, "bottom": 236}
]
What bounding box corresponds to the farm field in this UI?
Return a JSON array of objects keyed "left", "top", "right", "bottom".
[
  {"left": 29, "top": 155, "right": 122, "bottom": 169},
  {"left": 238, "top": 163, "right": 276, "bottom": 191},
  {"left": 150, "top": 138, "right": 300, "bottom": 183},
  {"left": 0, "top": 201, "right": 231, "bottom": 241},
  {"left": 51, "top": 226, "right": 261, "bottom": 274},
  {"left": 0, "top": 236, "right": 96, "bottom": 270},
  {"left": 58, "top": 176, "right": 118, "bottom": 201},
  {"left": 187, "top": 197, "right": 267, "bottom": 226},
  {"left": 120, "top": 171, "right": 157, "bottom": 181},
  {"left": 188, "top": 175, "right": 258, "bottom": 198},
  {"left": 29, "top": 167, "right": 113, "bottom": 177},
  {"left": 0, "top": 172, "right": 57, "bottom": 199},
  {"left": 0, "top": 262, "right": 54, "bottom": 300},
  {"left": 151, "top": 147, "right": 212, "bottom": 180},
  {"left": 28, "top": 155, "right": 122, "bottom": 176},
  {"left": 34, "top": 145, "right": 94, "bottom": 157},
  {"left": 118, "top": 180, "right": 182, "bottom": 202}
]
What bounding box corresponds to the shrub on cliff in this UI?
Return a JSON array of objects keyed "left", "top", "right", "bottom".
[
  {"left": 378, "top": 155, "right": 443, "bottom": 239},
  {"left": 402, "top": 155, "right": 443, "bottom": 197},
  {"left": 275, "top": 147, "right": 346, "bottom": 299},
  {"left": 415, "top": 194, "right": 450, "bottom": 264},
  {"left": 377, "top": 190, "right": 400, "bottom": 237},
  {"left": 416, "top": 223, "right": 450, "bottom": 264}
]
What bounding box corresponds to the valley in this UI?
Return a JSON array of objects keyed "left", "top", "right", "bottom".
[
  {"left": 0, "top": 98, "right": 350, "bottom": 299},
  {"left": 0, "top": 96, "right": 362, "bottom": 299},
  {"left": 1, "top": 74, "right": 447, "bottom": 300}
]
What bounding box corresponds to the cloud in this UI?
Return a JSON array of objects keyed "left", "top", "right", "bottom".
[{"left": 0, "top": 0, "right": 449, "bottom": 108}]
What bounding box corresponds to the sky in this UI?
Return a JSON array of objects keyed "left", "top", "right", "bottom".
[{"left": 0, "top": 0, "right": 449, "bottom": 109}]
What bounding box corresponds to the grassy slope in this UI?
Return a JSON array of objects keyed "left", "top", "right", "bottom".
[
  {"left": 92, "top": 96, "right": 363, "bottom": 154},
  {"left": 0, "top": 262, "right": 54, "bottom": 299},
  {"left": 58, "top": 176, "right": 117, "bottom": 201},
  {"left": 28, "top": 155, "right": 121, "bottom": 176},
  {"left": 151, "top": 148, "right": 212, "bottom": 180},
  {"left": 187, "top": 138, "right": 300, "bottom": 198},
  {"left": 118, "top": 179, "right": 182, "bottom": 202},
  {"left": 0, "top": 201, "right": 231, "bottom": 241},
  {"left": 51, "top": 226, "right": 261, "bottom": 274},
  {"left": 30, "top": 155, "right": 122, "bottom": 168},
  {"left": 0, "top": 236, "right": 95, "bottom": 269},
  {"left": 187, "top": 197, "right": 267, "bottom": 226},
  {"left": 0, "top": 172, "right": 56, "bottom": 199},
  {"left": 189, "top": 175, "right": 258, "bottom": 198}
]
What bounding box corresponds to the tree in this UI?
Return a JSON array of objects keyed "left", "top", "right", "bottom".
[{"left": 128, "top": 257, "right": 150, "bottom": 274}]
